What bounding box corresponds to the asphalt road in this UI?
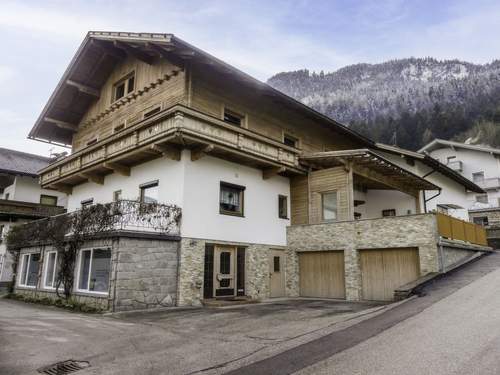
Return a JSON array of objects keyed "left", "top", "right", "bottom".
[{"left": 229, "top": 252, "right": 500, "bottom": 375}]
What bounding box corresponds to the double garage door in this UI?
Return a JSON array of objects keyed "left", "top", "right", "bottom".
[{"left": 299, "top": 248, "right": 420, "bottom": 301}]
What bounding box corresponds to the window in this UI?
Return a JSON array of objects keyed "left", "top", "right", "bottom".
[
  {"left": 81, "top": 198, "right": 94, "bottom": 209},
  {"left": 473, "top": 216, "right": 489, "bottom": 226},
  {"left": 283, "top": 134, "right": 299, "bottom": 148},
  {"left": 143, "top": 106, "right": 161, "bottom": 119},
  {"left": 114, "top": 123, "right": 125, "bottom": 133},
  {"left": 4, "top": 193, "right": 9, "bottom": 200},
  {"left": 86, "top": 138, "right": 98, "bottom": 146},
  {"left": 44, "top": 251, "right": 59, "bottom": 289},
  {"left": 140, "top": 181, "right": 159, "bottom": 204},
  {"left": 40, "top": 195, "right": 58, "bottom": 206},
  {"left": 473, "top": 172, "right": 485, "bottom": 183},
  {"left": 382, "top": 209, "right": 397, "bottom": 217},
  {"left": 19, "top": 253, "right": 40, "bottom": 287},
  {"left": 113, "top": 190, "right": 122, "bottom": 202},
  {"left": 77, "top": 248, "right": 111, "bottom": 294},
  {"left": 278, "top": 195, "right": 288, "bottom": 219},
  {"left": 113, "top": 72, "right": 135, "bottom": 102},
  {"left": 220, "top": 182, "right": 245, "bottom": 216},
  {"left": 446, "top": 156, "right": 456, "bottom": 163},
  {"left": 321, "top": 191, "right": 337, "bottom": 221},
  {"left": 223, "top": 108, "right": 244, "bottom": 127},
  {"left": 476, "top": 194, "right": 489, "bottom": 204},
  {"left": 273, "top": 256, "right": 280, "bottom": 272}
]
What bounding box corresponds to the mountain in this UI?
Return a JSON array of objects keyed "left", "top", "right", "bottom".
[{"left": 267, "top": 58, "right": 500, "bottom": 150}]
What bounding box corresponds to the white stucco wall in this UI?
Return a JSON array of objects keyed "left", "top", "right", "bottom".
[
  {"left": 426, "top": 146, "right": 500, "bottom": 209},
  {"left": 1, "top": 176, "right": 68, "bottom": 208},
  {"left": 378, "top": 151, "right": 471, "bottom": 220},
  {"left": 354, "top": 188, "right": 416, "bottom": 219},
  {"left": 67, "top": 150, "right": 290, "bottom": 246}
]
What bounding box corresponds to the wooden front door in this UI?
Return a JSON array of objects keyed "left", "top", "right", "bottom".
[
  {"left": 269, "top": 250, "right": 286, "bottom": 297},
  {"left": 299, "top": 251, "right": 346, "bottom": 299},
  {"left": 360, "top": 248, "right": 420, "bottom": 301},
  {"left": 214, "top": 246, "right": 237, "bottom": 297}
]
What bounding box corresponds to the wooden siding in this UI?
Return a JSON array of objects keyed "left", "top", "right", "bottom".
[
  {"left": 290, "top": 175, "right": 309, "bottom": 225},
  {"left": 190, "top": 66, "right": 363, "bottom": 154},
  {"left": 299, "top": 251, "right": 345, "bottom": 299},
  {"left": 360, "top": 248, "right": 420, "bottom": 301},
  {"left": 72, "top": 56, "right": 186, "bottom": 152}
]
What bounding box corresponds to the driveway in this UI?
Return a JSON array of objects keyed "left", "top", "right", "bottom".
[{"left": 0, "top": 298, "right": 384, "bottom": 375}]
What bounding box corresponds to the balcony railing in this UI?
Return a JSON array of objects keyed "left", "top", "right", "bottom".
[
  {"left": 39, "top": 105, "right": 305, "bottom": 189},
  {"left": 436, "top": 212, "right": 488, "bottom": 246},
  {"left": 0, "top": 199, "right": 66, "bottom": 218},
  {"left": 475, "top": 177, "right": 500, "bottom": 190},
  {"left": 6, "top": 200, "right": 181, "bottom": 250}
]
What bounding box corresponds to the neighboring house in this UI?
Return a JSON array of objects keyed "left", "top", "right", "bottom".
[
  {"left": 10, "top": 31, "right": 490, "bottom": 310},
  {"left": 419, "top": 139, "right": 500, "bottom": 248},
  {"left": 0, "top": 148, "right": 67, "bottom": 288}
]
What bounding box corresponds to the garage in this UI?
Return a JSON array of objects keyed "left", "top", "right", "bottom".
[
  {"left": 299, "top": 251, "right": 345, "bottom": 299},
  {"left": 360, "top": 248, "right": 420, "bottom": 301}
]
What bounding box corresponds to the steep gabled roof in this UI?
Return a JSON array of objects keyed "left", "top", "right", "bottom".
[
  {"left": 419, "top": 139, "right": 500, "bottom": 155},
  {"left": 375, "top": 143, "right": 485, "bottom": 193},
  {"left": 0, "top": 148, "right": 52, "bottom": 176},
  {"left": 29, "top": 31, "right": 375, "bottom": 148}
]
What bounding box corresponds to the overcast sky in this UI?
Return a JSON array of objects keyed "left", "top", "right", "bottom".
[{"left": 1, "top": 0, "right": 500, "bottom": 156}]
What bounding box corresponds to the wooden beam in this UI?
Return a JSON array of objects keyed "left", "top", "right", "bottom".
[
  {"left": 150, "top": 144, "right": 181, "bottom": 161},
  {"left": 263, "top": 167, "right": 286, "bottom": 180},
  {"left": 191, "top": 144, "right": 214, "bottom": 161},
  {"left": 147, "top": 43, "right": 185, "bottom": 68},
  {"left": 103, "top": 162, "right": 130, "bottom": 176},
  {"left": 44, "top": 117, "right": 78, "bottom": 132},
  {"left": 90, "top": 39, "right": 126, "bottom": 60},
  {"left": 114, "top": 41, "right": 154, "bottom": 65},
  {"left": 353, "top": 164, "right": 418, "bottom": 196},
  {"left": 79, "top": 173, "right": 104, "bottom": 185},
  {"left": 66, "top": 79, "right": 100, "bottom": 99}
]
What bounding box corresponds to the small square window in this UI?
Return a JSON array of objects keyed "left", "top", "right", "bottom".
[
  {"left": 283, "top": 134, "right": 299, "bottom": 148},
  {"left": 220, "top": 182, "right": 245, "bottom": 216},
  {"left": 40, "top": 195, "right": 58, "bottom": 206},
  {"left": 476, "top": 194, "right": 488, "bottom": 204},
  {"left": 321, "top": 191, "right": 337, "bottom": 221},
  {"left": 473, "top": 216, "right": 489, "bottom": 226},
  {"left": 473, "top": 172, "right": 485, "bottom": 183},
  {"left": 223, "top": 108, "right": 244, "bottom": 127},
  {"left": 114, "top": 123, "right": 125, "bottom": 133},
  {"left": 86, "top": 138, "right": 98, "bottom": 146},
  {"left": 140, "top": 181, "right": 159, "bottom": 204},
  {"left": 278, "top": 195, "right": 288, "bottom": 219},
  {"left": 113, "top": 190, "right": 122, "bottom": 202},
  {"left": 81, "top": 199, "right": 94, "bottom": 209},
  {"left": 382, "top": 209, "right": 396, "bottom": 217}
]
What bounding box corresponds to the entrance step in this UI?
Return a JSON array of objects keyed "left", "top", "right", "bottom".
[{"left": 202, "top": 297, "right": 259, "bottom": 308}]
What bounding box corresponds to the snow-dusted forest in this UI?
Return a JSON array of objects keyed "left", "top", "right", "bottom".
[{"left": 268, "top": 58, "right": 500, "bottom": 150}]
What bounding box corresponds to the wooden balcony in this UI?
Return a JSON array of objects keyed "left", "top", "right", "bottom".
[
  {"left": 0, "top": 199, "right": 66, "bottom": 219},
  {"left": 40, "top": 105, "right": 305, "bottom": 191}
]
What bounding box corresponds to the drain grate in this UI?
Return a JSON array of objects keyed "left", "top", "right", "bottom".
[{"left": 37, "top": 360, "right": 90, "bottom": 374}]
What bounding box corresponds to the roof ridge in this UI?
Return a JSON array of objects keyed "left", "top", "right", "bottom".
[{"left": 0, "top": 147, "right": 52, "bottom": 161}]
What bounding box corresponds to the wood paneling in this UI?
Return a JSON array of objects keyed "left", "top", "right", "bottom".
[
  {"left": 360, "top": 248, "right": 420, "bottom": 301},
  {"left": 72, "top": 56, "right": 186, "bottom": 152},
  {"left": 299, "top": 251, "right": 345, "bottom": 299},
  {"left": 437, "top": 212, "right": 488, "bottom": 246},
  {"left": 290, "top": 175, "right": 309, "bottom": 225},
  {"left": 309, "top": 167, "right": 350, "bottom": 223}
]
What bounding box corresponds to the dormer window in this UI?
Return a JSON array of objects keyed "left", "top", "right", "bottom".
[
  {"left": 113, "top": 72, "right": 135, "bottom": 102},
  {"left": 223, "top": 108, "right": 244, "bottom": 127},
  {"left": 283, "top": 133, "right": 299, "bottom": 148}
]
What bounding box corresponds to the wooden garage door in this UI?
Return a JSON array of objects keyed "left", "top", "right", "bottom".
[
  {"left": 360, "top": 248, "right": 420, "bottom": 301},
  {"left": 299, "top": 251, "right": 345, "bottom": 299}
]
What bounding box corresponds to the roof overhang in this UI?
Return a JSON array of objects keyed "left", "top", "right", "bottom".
[
  {"left": 419, "top": 139, "right": 500, "bottom": 155},
  {"left": 29, "top": 31, "right": 375, "bottom": 148},
  {"left": 300, "top": 149, "right": 440, "bottom": 191}
]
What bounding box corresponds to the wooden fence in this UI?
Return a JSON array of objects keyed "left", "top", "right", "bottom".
[{"left": 437, "top": 213, "right": 488, "bottom": 246}]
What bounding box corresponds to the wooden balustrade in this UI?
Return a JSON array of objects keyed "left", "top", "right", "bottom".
[{"left": 437, "top": 212, "right": 488, "bottom": 246}]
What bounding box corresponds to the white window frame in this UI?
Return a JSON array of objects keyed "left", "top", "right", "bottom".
[
  {"left": 43, "top": 250, "right": 59, "bottom": 290},
  {"left": 75, "top": 247, "right": 112, "bottom": 296},
  {"left": 18, "top": 253, "right": 40, "bottom": 288}
]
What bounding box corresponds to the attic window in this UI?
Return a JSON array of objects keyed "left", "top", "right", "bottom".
[
  {"left": 113, "top": 72, "right": 135, "bottom": 102},
  {"left": 143, "top": 106, "right": 161, "bottom": 119},
  {"left": 86, "top": 138, "right": 98, "bottom": 146},
  {"left": 283, "top": 134, "right": 299, "bottom": 148},
  {"left": 223, "top": 108, "right": 244, "bottom": 127},
  {"left": 114, "top": 123, "right": 125, "bottom": 133}
]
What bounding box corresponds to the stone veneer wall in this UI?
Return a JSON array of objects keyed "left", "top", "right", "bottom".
[
  {"left": 286, "top": 213, "right": 440, "bottom": 301},
  {"left": 177, "top": 237, "right": 277, "bottom": 306},
  {"left": 13, "top": 234, "right": 180, "bottom": 312}
]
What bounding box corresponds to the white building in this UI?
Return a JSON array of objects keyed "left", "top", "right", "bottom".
[
  {"left": 0, "top": 148, "right": 67, "bottom": 287},
  {"left": 419, "top": 139, "right": 500, "bottom": 214}
]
